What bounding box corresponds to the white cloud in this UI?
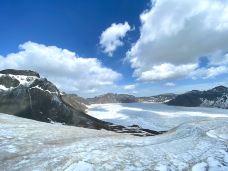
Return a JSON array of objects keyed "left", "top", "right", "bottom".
[
  {"left": 204, "top": 66, "right": 228, "bottom": 78},
  {"left": 100, "top": 22, "right": 131, "bottom": 56},
  {"left": 135, "top": 63, "right": 198, "bottom": 81},
  {"left": 209, "top": 52, "right": 228, "bottom": 66},
  {"left": 127, "top": 0, "right": 228, "bottom": 81},
  {"left": 191, "top": 65, "right": 228, "bottom": 79},
  {"left": 0, "top": 41, "right": 121, "bottom": 95},
  {"left": 123, "top": 84, "right": 136, "bottom": 90},
  {"left": 165, "top": 82, "right": 175, "bottom": 87}
]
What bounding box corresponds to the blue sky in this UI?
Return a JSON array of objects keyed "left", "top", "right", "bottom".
[{"left": 0, "top": 0, "right": 228, "bottom": 97}]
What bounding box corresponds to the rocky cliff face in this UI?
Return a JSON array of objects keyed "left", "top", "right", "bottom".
[
  {"left": 0, "top": 69, "right": 107, "bottom": 129},
  {"left": 0, "top": 69, "right": 162, "bottom": 136},
  {"left": 167, "top": 86, "right": 228, "bottom": 109}
]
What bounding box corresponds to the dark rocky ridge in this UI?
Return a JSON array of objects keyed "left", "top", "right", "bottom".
[
  {"left": 0, "top": 69, "right": 40, "bottom": 77},
  {"left": 0, "top": 75, "right": 20, "bottom": 88},
  {"left": 0, "top": 69, "right": 163, "bottom": 136},
  {"left": 138, "top": 93, "right": 177, "bottom": 103},
  {"left": 167, "top": 86, "right": 228, "bottom": 109},
  {"left": 86, "top": 93, "right": 138, "bottom": 104}
]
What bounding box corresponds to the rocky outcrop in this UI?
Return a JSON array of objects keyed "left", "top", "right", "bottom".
[
  {"left": 0, "top": 69, "right": 40, "bottom": 77},
  {"left": 0, "top": 75, "right": 20, "bottom": 88},
  {"left": 138, "top": 93, "right": 177, "bottom": 103},
  {"left": 167, "top": 86, "right": 228, "bottom": 109},
  {"left": 0, "top": 70, "right": 104, "bottom": 129},
  {"left": 61, "top": 94, "right": 88, "bottom": 112},
  {"left": 86, "top": 93, "right": 138, "bottom": 104}
]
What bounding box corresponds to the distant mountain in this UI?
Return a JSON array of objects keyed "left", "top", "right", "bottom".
[
  {"left": 86, "top": 93, "right": 138, "bottom": 104},
  {"left": 167, "top": 86, "right": 228, "bottom": 109},
  {"left": 61, "top": 93, "right": 88, "bottom": 111},
  {"left": 0, "top": 69, "right": 162, "bottom": 136},
  {"left": 85, "top": 93, "right": 177, "bottom": 104},
  {"left": 138, "top": 93, "right": 177, "bottom": 103}
]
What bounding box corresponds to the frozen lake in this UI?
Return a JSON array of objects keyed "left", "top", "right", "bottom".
[{"left": 87, "top": 103, "right": 228, "bottom": 131}]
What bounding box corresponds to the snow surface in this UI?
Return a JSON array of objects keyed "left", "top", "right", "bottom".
[
  {"left": 0, "top": 112, "right": 228, "bottom": 171},
  {"left": 0, "top": 85, "right": 11, "bottom": 91},
  {"left": 87, "top": 103, "right": 228, "bottom": 131}
]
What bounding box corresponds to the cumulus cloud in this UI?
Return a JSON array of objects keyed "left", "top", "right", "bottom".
[
  {"left": 123, "top": 84, "right": 136, "bottom": 90},
  {"left": 135, "top": 63, "right": 198, "bottom": 81},
  {"left": 127, "top": 0, "right": 228, "bottom": 81},
  {"left": 191, "top": 65, "right": 228, "bottom": 79},
  {"left": 100, "top": 22, "right": 131, "bottom": 56},
  {"left": 0, "top": 41, "right": 121, "bottom": 95}
]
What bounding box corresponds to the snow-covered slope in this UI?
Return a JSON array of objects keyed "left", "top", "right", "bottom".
[{"left": 0, "top": 113, "right": 227, "bottom": 171}]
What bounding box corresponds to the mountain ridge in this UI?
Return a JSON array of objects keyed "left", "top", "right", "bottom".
[
  {"left": 0, "top": 69, "right": 162, "bottom": 136},
  {"left": 69, "top": 92, "right": 177, "bottom": 104},
  {"left": 167, "top": 85, "right": 228, "bottom": 109}
]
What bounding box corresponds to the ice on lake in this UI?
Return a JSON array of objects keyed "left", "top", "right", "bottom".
[{"left": 87, "top": 103, "right": 228, "bottom": 131}]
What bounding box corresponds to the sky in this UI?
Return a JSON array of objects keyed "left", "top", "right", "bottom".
[{"left": 0, "top": 0, "right": 228, "bottom": 97}]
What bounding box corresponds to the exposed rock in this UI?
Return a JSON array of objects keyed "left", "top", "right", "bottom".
[
  {"left": 86, "top": 93, "right": 138, "bottom": 104},
  {"left": 138, "top": 93, "right": 177, "bottom": 103},
  {"left": 0, "top": 75, "right": 20, "bottom": 88},
  {"left": 61, "top": 94, "right": 88, "bottom": 112},
  {"left": 167, "top": 85, "right": 228, "bottom": 109},
  {"left": 0, "top": 69, "right": 40, "bottom": 77}
]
